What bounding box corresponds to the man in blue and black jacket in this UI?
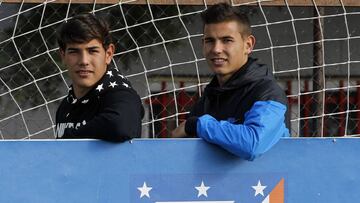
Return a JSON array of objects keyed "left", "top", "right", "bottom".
[{"left": 171, "top": 3, "right": 290, "bottom": 160}]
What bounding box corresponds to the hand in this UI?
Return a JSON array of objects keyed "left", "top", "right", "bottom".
[{"left": 171, "top": 121, "right": 187, "bottom": 138}]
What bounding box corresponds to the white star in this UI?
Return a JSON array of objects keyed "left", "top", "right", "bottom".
[
  {"left": 195, "top": 181, "right": 210, "bottom": 197},
  {"left": 122, "top": 82, "right": 129, "bottom": 88},
  {"left": 137, "top": 182, "right": 152, "bottom": 198},
  {"left": 106, "top": 70, "right": 113, "bottom": 77},
  {"left": 252, "top": 180, "right": 267, "bottom": 196},
  {"left": 109, "top": 81, "right": 118, "bottom": 88},
  {"left": 118, "top": 74, "right": 125, "bottom": 79},
  {"left": 81, "top": 99, "right": 89, "bottom": 104},
  {"left": 96, "top": 84, "right": 104, "bottom": 92},
  {"left": 72, "top": 99, "right": 77, "bottom": 104}
]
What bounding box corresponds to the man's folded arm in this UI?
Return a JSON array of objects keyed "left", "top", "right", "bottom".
[{"left": 185, "top": 100, "right": 290, "bottom": 160}]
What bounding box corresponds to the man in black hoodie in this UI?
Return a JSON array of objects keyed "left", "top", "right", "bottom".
[
  {"left": 55, "top": 14, "right": 143, "bottom": 142},
  {"left": 171, "top": 3, "right": 290, "bottom": 160}
]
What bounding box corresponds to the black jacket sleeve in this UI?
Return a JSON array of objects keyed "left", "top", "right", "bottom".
[{"left": 62, "top": 88, "right": 143, "bottom": 142}]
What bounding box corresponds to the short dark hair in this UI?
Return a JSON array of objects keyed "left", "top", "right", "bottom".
[
  {"left": 57, "top": 13, "right": 112, "bottom": 50},
  {"left": 201, "top": 3, "right": 252, "bottom": 36}
]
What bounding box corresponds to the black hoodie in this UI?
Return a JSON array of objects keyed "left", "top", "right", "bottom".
[
  {"left": 55, "top": 68, "right": 143, "bottom": 142},
  {"left": 186, "top": 57, "right": 290, "bottom": 136}
]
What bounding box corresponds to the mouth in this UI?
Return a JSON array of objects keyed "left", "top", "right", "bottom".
[
  {"left": 76, "top": 70, "right": 93, "bottom": 77},
  {"left": 210, "top": 58, "right": 227, "bottom": 66}
]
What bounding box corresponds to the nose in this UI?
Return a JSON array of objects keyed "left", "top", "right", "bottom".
[
  {"left": 211, "top": 41, "right": 223, "bottom": 54},
  {"left": 79, "top": 51, "right": 89, "bottom": 66}
]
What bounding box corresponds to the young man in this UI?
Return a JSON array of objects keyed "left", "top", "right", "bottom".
[
  {"left": 171, "top": 3, "right": 290, "bottom": 160},
  {"left": 55, "top": 14, "right": 143, "bottom": 142}
]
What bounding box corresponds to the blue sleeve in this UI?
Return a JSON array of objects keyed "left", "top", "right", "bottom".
[{"left": 196, "top": 100, "right": 290, "bottom": 160}]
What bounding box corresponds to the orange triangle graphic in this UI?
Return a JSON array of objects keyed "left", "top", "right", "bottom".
[{"left": 269, "top": 178, "right": 284, "bottom": 203}]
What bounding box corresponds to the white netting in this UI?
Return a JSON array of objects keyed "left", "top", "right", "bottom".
[{"left": 0, "top": 0, "right": 359, "bottom": 139}]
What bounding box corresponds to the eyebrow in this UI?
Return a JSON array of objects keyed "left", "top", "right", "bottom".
[
  {"left": 87, "top": 46, "right": 101, "bottom": 50},
  {"left": 204, "top": 35, "right": 234, "bottom": 40},
  {"left": 222, "top": 36, "right": 234, "bottom": 41},
  {"left": 66, "top": 46, "right": 101, "bottom": 51}
]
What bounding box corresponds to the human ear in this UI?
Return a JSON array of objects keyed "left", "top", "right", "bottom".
[
  {"left": 105, "top": 43, "right": 115, "bottom": 65},
  {"left": 245, "top": 35, "right": 256, "bottom": 55}
]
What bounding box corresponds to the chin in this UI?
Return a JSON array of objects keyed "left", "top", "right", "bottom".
[
  {"left": 76, "top": 81, "right": 95, "bottom": 88},
  {"left": 212, "top": 68, "right": 227, "bottom": 75}
]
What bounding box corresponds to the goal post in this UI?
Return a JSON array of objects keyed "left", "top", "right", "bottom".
[{"left": 0, "top": 0, "right": 360, "bottom": 139}]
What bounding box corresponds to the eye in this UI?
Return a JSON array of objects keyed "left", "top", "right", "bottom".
[
  {"left": 204, "top": 38, "right": 214, "bottom": 44},
  {"left": 89, "top": 49, "right": 99, "bottom": 54},
  {"left": 223, "top": 38, "right": 233, "bottom": 43},
  {"left": 67, "top": 49, "right": 78, "bottom": 54}
]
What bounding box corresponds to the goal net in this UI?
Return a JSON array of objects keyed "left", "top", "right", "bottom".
[{"left": 0, "top": 0, "right": 359, "bottom": 139}]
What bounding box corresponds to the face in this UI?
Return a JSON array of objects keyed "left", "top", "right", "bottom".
[
  {"left": 60, "top": 39, "right": 115, "bottom": 98},
  {"left": 203, "top": 20, "right": 255, "bottom": 85}
]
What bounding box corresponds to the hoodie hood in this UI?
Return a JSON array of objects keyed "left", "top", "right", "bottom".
[
  {"left": 66, "top": 67, "right": 132, "bottom": 105},
  {"left": 204, "top": 57, "right": 272, "bottom": 96}
]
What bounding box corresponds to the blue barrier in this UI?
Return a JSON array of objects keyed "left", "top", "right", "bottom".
[{"left": 0, "top": 138, "right": 358, "bottom": 202}]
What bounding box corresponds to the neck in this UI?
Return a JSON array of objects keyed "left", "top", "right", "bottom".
[
  {"left": 73, "top": 86, "right": 91, "bottom": 99},
  {"left": 217, "top": 74, "right": 232, "bottom": 87},
  {"left": 217, "top": 58, "right": 252, "bottom": 87}
]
